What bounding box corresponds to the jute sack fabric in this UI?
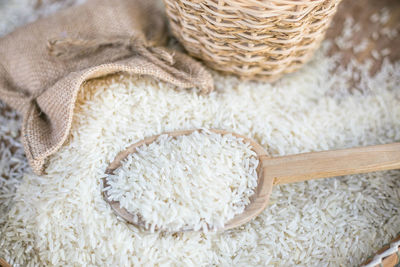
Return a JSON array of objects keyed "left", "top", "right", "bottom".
[{"left": 0, "top": 0, "right": 214, "bottom": 175}]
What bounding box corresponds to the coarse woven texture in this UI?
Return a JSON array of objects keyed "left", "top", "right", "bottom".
[
  {"left": 363, "top": 234, "right": 400, "bottom": 267},
  {"left": 0, "top": 1, "right": 399, "bottom": 266},
  {"left": 0, "top": 1, "right": 81, "bottom": 265},
  {"left": 0, "top": 0, "right": 214, "bottom": 175},
  {"left": 1, "top": 42, "right": 399, "bottom": 266},
  {"left": 105, "top": 130, "right": 259, "bottom": 232},
  {"left": 163, "top": 0, "right": 341, "bottom": 81}
]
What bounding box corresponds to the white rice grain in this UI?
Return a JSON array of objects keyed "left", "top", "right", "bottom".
[
  {"left": 105, "top": 130, "right": 259, "bottom": 232},
  {"left": 0, "top": 1, "right": 400, "bottom": 266},
  {"left": 1, "top": 48, "right": 399, "bottom": 266}
]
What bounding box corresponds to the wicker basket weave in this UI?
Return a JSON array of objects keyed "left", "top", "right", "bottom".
[{"left": 163, "top": 0, "right": 342, "bottom": 81}]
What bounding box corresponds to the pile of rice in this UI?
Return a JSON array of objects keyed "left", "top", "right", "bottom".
[
  {"left": 1, "top": 2, "right": 400, "bottom": 266},
  {"left": 0, "top": 102, "right": 28, "bottom": 230},
  {"left": 1, "top": 43, "right": 399, "bottom": 265},
  {"left": 105, "top": 130, "right": 259, "bottom": 232}
]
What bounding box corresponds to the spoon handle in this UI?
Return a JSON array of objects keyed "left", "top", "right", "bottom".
[
  {"left": 0, "top": 258, "right": 11, "bottom": 267},
  {"left": 261, "top": 143, "right": 400, "bottom": 185}
]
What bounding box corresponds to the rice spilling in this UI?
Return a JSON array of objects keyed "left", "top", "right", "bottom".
[
  {"left": 1, "top": 43, "right": 399, "bottom": 266},
  {"left": 104, "top": 130, "right": 259, "bottom": 232},
  {"left": 1, "top": 3, "right": 400, "bottom": 266}
]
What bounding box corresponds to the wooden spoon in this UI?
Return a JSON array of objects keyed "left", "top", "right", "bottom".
[
  {"left": 102, "top": 129, "right": 400, "bottom": 232},
  {"left": 0, "top": 258, "right": 11, "bottom": 267}
]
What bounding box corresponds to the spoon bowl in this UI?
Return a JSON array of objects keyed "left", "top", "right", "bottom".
[
  {"left": 103, "top": 129, "right": 400, "bottom": 232},
  {"left": 102, "top": 129, "right": 274, "bottom": 231}
]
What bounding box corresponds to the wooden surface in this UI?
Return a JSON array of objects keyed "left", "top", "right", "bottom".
[
  {"left": 264, "top": 143, "right": 400, "bottom": 185},
  {"left": 382, "top": 250, "right": 400, "bottom": 267},
  {"left": 104, "top": 130, "right": 400, "bottom": 233},
  {"left": 362, "top": 234, "right": 400, "bottom": 267},
  {"left": 325, "top": 1, "right": 400, "bottom": 266},
  {"left": 0, "top": 258, "right": 11, "bottom": 267},
  {"left": 325, "top": 0, "right": 400, "bottom": 76},
  {"left": 0, "top": 0, "right": 399, "bottom": 264}
]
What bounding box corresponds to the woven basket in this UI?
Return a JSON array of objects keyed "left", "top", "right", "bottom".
[{"left": 163, "top": 0, "right": 342, "bottom": 81}]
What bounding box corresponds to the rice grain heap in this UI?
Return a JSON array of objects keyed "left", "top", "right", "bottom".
[
  {"left": 1, "top": 43, "right": 399, "bottom": 265},
  {"left": 1, "top": 2, "right": 400, "bottom": 266},
  {"left": 104, "top": 130, "right": 259, "bottom": 232}
]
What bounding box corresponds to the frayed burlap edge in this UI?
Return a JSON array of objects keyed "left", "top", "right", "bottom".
[{"left": 22, "top": 58, "right": 213, "bottom": 175}]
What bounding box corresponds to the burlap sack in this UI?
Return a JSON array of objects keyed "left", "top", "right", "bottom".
[{"left": 0, "top": 0, "right": 214, "bottom": 175}]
